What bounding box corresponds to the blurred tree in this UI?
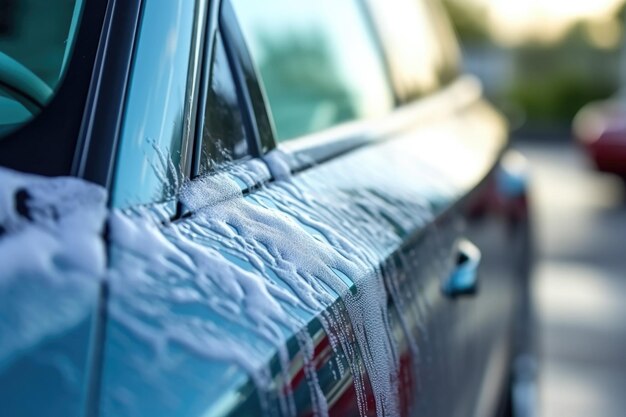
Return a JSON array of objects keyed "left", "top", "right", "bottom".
[
  {"left": 442, "top": 0, "right": 622, "bottom": 130},
  {"left": 441, "top": 0, "right": 489, "bottom": 44}
]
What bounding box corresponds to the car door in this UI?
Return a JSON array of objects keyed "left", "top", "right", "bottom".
[
  {"left": 95, "top": 2, "right": 519, "bottom": 417},
  {"left": 366, "top": 1, "right": 532, "bottom": 416},
  {"left": 94, "top": 0, "right": 443, "bottom": 416},
  {"left": 219, "top": 1, "right": 520, "bottom": 416}
]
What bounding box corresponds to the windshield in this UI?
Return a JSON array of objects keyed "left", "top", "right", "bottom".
[{"left": 0, "top": 0, "right": 84, "bottom": 137}]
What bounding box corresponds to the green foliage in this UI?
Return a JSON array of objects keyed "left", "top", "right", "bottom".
[
  {"left": 507, "top": 72, "right": 615, "bottom": 122},
  {"left": 439, "top": 0, "right": 620, "bottom": 125},
  {"left": 441, "top": 0, "right": 489, "bottom": 43}
]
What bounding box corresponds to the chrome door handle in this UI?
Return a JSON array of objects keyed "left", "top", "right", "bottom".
[{"left": 443, "top": 239, "right": 482, "bottom": 297}]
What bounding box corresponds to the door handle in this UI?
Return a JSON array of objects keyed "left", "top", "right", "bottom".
[{"left": 443, "top": 239, "right": 482, "bottom": 297}]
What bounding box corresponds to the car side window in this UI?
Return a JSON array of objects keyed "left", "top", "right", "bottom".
[
  {"left": 230, "top": 0, "right": 394, "bottom": 143},
  {"left": 196, "top": 31, "right": 249, "bottom": 176},
  {"left": 366, "top": 0, "right": 461, "bottom": 103},
  {"left": 0, "top": 1, "right": 82, "bottom": 138},
  {"left": 111, "top": 0, "right": 196, "bottom": 210}
]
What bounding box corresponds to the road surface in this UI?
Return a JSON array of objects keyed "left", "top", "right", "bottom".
[{"left": 516, "top": 140, "right": 626, "bottom": 417}]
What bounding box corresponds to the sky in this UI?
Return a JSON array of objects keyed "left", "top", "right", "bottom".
[{"left": 472, "top": 0, "right": 626, "bottom": 46}]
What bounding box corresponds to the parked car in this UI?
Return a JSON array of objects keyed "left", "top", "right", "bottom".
[
  {"left": 573, "top": 97, "right": 626, "bottom": 180},
  {"left": 0, "top": 0, "right": 534, "bottom": 416}
]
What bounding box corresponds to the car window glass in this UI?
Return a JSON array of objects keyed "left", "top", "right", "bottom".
[
  {"left": 231, "top": 0, "right": 394, "bottom": 142},
  {"left": 197, "top": 32, "right": 249, "bottom": 175},
  {"left": 424, "top": 0, "right": 462, "bottom": 84},
  {"left": 366, "top": 0, "right": 460, "bottom": 103},
  {"left": 111, "top": 0, "right": 196, "bottom": 209},
  {"left": 0, "top": 0, "right": 83, "bottom": 138}
]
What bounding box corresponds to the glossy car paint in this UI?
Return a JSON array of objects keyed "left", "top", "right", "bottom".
[
  {"left": 0, "top": 0, "right": 532, "bottom": 416},
  {"left": 573, "top": 98, "right": 626, "bottom": 178},
  {"left": 584, "top": 131, "right": 626, "bottom": 176},
  {"left": 94, "top": 77, "right": 516, "bottom": 416},
  {"left": 96, "top": 78, "right": 521, "bottom": 417}
]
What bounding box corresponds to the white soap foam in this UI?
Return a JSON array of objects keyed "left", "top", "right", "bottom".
[
  {"left": 0, "top": 167, "right": 107, "bottom": 370},
  {"left": 0, "top": 137, "right": 456, "bottom": 417},
  {"left": 106, "top": 144, "right": 446, "bottom": 417}
]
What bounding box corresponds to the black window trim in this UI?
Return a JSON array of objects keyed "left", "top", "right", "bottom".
[
  {"left": 219, "top": 0, "right": 276, "bottom": 159},
  {"left": 80, "top": 0, "right": 209, "bottom": 216},
  {"left": 191, "top": 0, "right": 221, "bottom": 177},
  {"left": 191, "top": 0, "right": 259, "bottom": 179},
  {"left": 181, "top": 0, "right": 210, "bottom": 185},
  {"left": 75, "top": 0, "right": 144, "bottom": 190}
]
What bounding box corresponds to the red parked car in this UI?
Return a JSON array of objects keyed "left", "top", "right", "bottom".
[{"left": 573, "top": 98, "right": 626, "bottom": 180}]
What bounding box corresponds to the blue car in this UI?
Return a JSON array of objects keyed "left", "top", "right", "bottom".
[{"left": 0, "top": 0, "right": 534, "bottom": 416}]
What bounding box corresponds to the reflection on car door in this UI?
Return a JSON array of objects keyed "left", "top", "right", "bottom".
[{"left": 96, "top": 1, "right": 518, "bottom": 417}]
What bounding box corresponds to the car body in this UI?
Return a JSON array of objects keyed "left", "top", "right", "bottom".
[
  {"left": 573, "top": 98, "right": 626, "bottom": 179},
  {"left": 0, "top": 0, "right": 534, "bottom": 417}
]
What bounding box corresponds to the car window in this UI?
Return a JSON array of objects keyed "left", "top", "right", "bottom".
[
  {"left": 230, "top": 0, "right": 394, "bottom": 143},
  {"left": 0, "top": 0, "right": 83, "bottom": 137},
  {"left": 423, "top": 0, "right": 461, "bottom": 85},
  {"left": 111, "top": 0, "right": 196, "bottom": 209},
  {"left": 197, "top": 31, "right": 249, "bottom": 176},
  {"left": 366, "top": 0, "right": 461, "bottom": 103}
]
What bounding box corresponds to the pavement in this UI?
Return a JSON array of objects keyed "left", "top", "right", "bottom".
[{"left": 515, "top": 141, "right": 626, "bottom": 417}]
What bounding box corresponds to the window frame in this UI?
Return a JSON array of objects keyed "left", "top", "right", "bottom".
[
  {"left": 216, "top": 0, "right": 276, "bottom": 162},
  {"left": 76, "top": 0, "right": 144, "bottom": 190},
  {"left": 82, "top": 0, "right": 266, "bottom": 217},
  {"left": 181, "top": 0, "right": 275, "bottom": 184},
  {"left": 191, "top": 21, "right": 256, "bottom": 177},
  {"left": 100, "top": 0, "right": 267, "bottom": 215},
  {"left": 104, "top": 0, "right": 210, "bottom": 214}
]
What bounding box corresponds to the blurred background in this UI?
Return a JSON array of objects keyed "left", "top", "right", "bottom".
[{"left": 441, "top": 0, "right": 626, "bottom": 416}]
